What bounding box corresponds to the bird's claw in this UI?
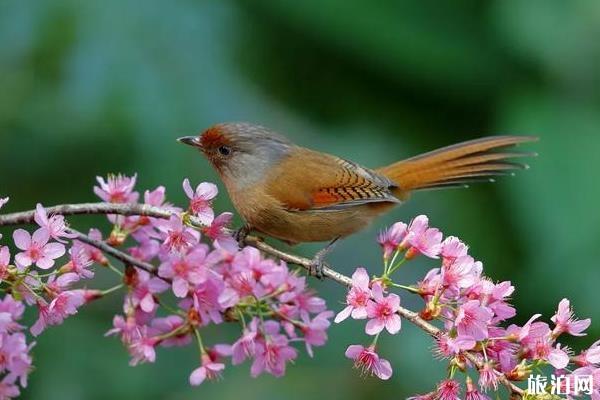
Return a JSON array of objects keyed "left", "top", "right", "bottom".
[
  {"left": 309, "top": 256, "right": 326, "bottom": 280},
  {"left": 233, "top": 225, "right": 250, "bottom": 248},
  {"left": 307, "top": 237, "right": 339, "bottom": 279}
]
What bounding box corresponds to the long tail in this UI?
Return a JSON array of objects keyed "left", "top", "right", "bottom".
[{"left": 376, "top": 135, "right": 538, "bottom": 198}]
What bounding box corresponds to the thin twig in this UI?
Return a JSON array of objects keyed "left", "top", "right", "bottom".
[
  {"left": 0, "top": 203, "right": 523, "bottom": 397},
  {"left": 68, "top": 228, "right": 159, "bottom": 276}
]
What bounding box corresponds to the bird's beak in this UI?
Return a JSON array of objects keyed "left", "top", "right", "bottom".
[{"left": 177, "top": 136, "right": 202, "bottom": 148}]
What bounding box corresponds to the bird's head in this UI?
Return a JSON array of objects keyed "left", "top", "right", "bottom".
[{"left": 178, "top": 122, "right": 292, "bottom": 188}]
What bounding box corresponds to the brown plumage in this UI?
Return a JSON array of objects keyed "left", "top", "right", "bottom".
[{"left": 178, "top": 123, "right": 537, "bottom": 245}]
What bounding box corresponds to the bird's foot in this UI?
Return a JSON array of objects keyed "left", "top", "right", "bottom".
[
  {"left": 308, "top": 237, "right": 340, "bottom": 280},
  {"left": 309, "top": 254, "right": 327, "bottom": 280},
  {"left": 233, "top": 225, "right": 251, "bottom": 248}
]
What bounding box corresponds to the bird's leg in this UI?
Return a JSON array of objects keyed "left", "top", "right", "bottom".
[
  {"left": 233, "top": 224, "right": 251, "bottom": 248},
  {"left": 309, "top": 237, "right": 340, "bottom": 279}
]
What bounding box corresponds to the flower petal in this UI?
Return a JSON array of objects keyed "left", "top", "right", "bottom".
[
  {"left": 352, "top": 267, "right": 370, "bottom": 289},
  {"left": 344, "top": 345, "right": 364, "bottom": 359},
  {"left": 365, "top": 319, "right": 384, "bottom": 335},
  {"left": 182, "top": 178, "right": 194, "bottom": 199},
  {"left": 44, "top": 243, "right": 66, "bottom": 259},
  {"left": 32, "top": 228, "right": 50, "bottom": 246},
  {"left": 36, "top": 256, "right": 55, "bottom": 270},
  {"left": 334, "top": 306, "right": 352, "bottom": 323},
  {"left": 172, "top": 278, "right": 189, "bottom": 298},
  {"left": 13, "top": 229, "right": 31, "bottom": 250},
  {"left": 34, "top": 203, "right": 49, "bottom": 227},
  {"left": 385, "top": 314, "right": 402, "bottom": 334},
  {"left": 375, "top": 358, "right": 393, "bottom": 380},
  {"left": 196, "top": 182, "right": 218, "bottom": 200},
  {"left": 189, "top": 367, "right": 206, "bottom": 386},
  {"left": 196, "top": 208, "right": 215, "bottom": 226}
]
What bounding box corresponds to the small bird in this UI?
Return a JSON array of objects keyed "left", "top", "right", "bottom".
[{"left": 178, "top": 123, "right": 536, "bottom": 274}]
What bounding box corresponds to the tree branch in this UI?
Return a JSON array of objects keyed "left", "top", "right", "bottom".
[
  {"left": 68, "top": 228, "right": 159, "bottom": 277},
  {"left": 0, "top": 203, "right": 523, "bottom": 397}
]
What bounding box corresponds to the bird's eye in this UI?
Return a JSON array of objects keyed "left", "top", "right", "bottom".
[{"left": 217, "top": 145, "right": 231, "bottom": 156}]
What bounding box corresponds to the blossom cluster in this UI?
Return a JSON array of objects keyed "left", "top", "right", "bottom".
[
  {"left": 100, "top": 176, "right": 333, "bottom": 383},
  {"left": 336, "top": 215, "right": 599, "bottom": 398},
  {"left": 0, "top": 174, "right": 332, "bottom": 398}
]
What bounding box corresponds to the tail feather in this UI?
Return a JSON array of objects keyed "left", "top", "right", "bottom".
[{"left": 376, "top": 135, "right": 538, "bottom": 196}]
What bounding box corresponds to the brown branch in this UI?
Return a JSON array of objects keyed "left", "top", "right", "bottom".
[
  {"left": 0, "top": 203, "right": 523, "bottom": 397},
  {"left": 0, "top": 203, "right": 172, "bottom": 225},
  {"left": 68, "top": 228, "right": 159, "bottom": 276}
]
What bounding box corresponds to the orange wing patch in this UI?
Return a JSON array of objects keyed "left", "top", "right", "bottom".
[{"left": 312, "top": 190, "right": 343, "bottom": 206}]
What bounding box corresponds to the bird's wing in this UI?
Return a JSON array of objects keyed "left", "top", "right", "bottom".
[{"left": 264, "top": 148, "right": 399, "bottom": 212}]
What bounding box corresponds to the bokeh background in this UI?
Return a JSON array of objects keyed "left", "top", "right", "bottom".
[{"left": 1, "top": 1, "right": 599, "bottom": 399}]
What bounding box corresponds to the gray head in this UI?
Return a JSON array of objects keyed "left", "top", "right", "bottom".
[{"left": 178, "top": 122, "right": 293, "bottom": 188}]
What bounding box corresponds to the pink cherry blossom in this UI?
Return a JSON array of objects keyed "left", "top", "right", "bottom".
[
  {"left": 547, "top": 343, "right": 571, "bottom": 369},
  {"left": 189, "top": 353, "right": 225, "bottom": 385},
  {"left": 478, "top": 362, "right": 500, "bottom": 391},
  {"left": 159, "top": 248, "right": 206, "bottom": 298},
  {"left": 574, "top": 340, "right": 600, "bottom": 367},
  {"left": 0, "top": 330, "right": 33, "bottom": 389},
  {"left": 157, "top": 214, "right": 200, "bottom": 253},
  {"left": 440, "top": 236, "right": 468, "bottom": 266},
  {"left": 0, "top": 378, "right": 20, "bottom": 399},
  {"left": 0, "top": 246, "right": 10, "bottom": 281},
  {"left": 476, "top": 280, "right": 516, "bottom": 323},
  {"left": 403, "top": 215, "right": 443, "bottom": 258},
  {"left": 30, "top": 290, "right": 85, "bottom": 336},
  {"left": 0, "top": 197, "right": 8, "bottom": 209},
  {"left": 128, "top": 326, "right": 159, "bottom": 365},
  {"left": 34, "top": 203, "right": 76, "bottom": 242},
  {"left": 435, "top": 334, "right": 476, "bottom": 356},
  {"left": 105, "top": 315, "right": 139, "bottom": 345},
  {"left": 13, "top": 228, "right": 65, "bottom": 270},
  {"left": 335, "top": 267, "right": 371, "bottom": 323},
  {"left": 188, "top": 279, "right": 225, "bottom": 325},
  {"left": 407, "top": 226, "right": 443, "bottom": 259},
  {"left": 551, "top": 298, "right": 591, "bottom": 337},
  {"left": 79, "top": 229, "right": 108, "bottom": 265},
  {"left": 251, "top": 324, "right": 297, "bottom": 377},
  {"left": 144, "top": 186, "right": 166, "bottom": 207},
  {"left": 345, "top": 344, "right": 392, "bottom": 380},
  {"left": 183, "top": 178, "right": 218, "bottom": 225},
  {"left": 128, "top": 269, "right": 170, "bottom": 313},
  {"left": 151, "top": 315, "right": 191, "bottom": 347},
  {"left": 435, "top": 379, "right": 461, "bottom": 400},
  {"left": 377, "top": 222, "right": 407, "bottom": 259},
  {"left": 228, "top": 319, "right": 259, "bottom": 365},
  {"left": 61, "top": 241, "right": 94, "bottom": 279},
  {"left": 365, "top": 283, "right": 401, "bottom": 335},
  {"left": 510, "top": 313, "right": 542, "bottom": 341},
  {"left": 204, "top": 212, "right": 237, "bottom": 251},
  {"left": 455, "top": 300, "right": 493, "bottom": 341},
  {"left": 301, "top": 311, "right": 334, "bottom": 357},
  {"left": 45, "top": 273, "right": 79, "bottom": 294},
  {"left": 0, "top": 295, "right": 24, "bottom": 333},
  {"left": 94, "top": 173, "right": 139, "bottom": 203},
  {"left": 441, "top": 255, "right": 481, "bottom": 290},
  {"left": 406, "top": 215, "right": 429, "bottom": 238}
]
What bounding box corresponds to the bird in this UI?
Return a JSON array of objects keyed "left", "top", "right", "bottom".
[{"left": 178, "top": 122, "right": 537, "bottom": 275}]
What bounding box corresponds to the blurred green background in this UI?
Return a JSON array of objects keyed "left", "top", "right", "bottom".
[{"left": 1, "top": 1, "right": 599, "bottom": 399}]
